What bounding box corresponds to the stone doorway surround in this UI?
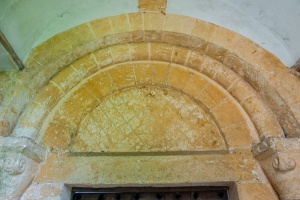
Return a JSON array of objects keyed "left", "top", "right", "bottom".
[{"left": 0, "top": 9, "right": 299, "bottom": 200}]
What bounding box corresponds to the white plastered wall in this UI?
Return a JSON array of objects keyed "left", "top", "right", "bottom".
[{"left": 0, "top": 0, "right": 299, "bottom": 70}]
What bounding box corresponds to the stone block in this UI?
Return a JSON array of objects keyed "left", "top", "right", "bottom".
[
  {"left": 242, "top": 94, "right": 269, "bottom": 117},
  {"left": 68, "top": 87, "right": 98, "bottom": 112},
  {"left": 144, "top": 12, "right": 165, "bottom": 30},
  {"left": 164, "top": 14, "right": 195, "bottom": 35},
  {"left": 227, "top": 78, "right": 255, "bottom": 103},
  {"left": 138, "top": 0, "right": 167, "bottom": 12},
  {"left": 168, "top": 65, "right": 191, "bottom": 90},
  {"left": 185, "top": 51, "right": 205, "bottom": 71},
  {"left": 130, "top": 30, "right": 144, "bottom": 42},
  {"left": 42, "top": 122, "right": 74, "bottom": 150},
  {"left": 151, "top": 62, "right": 171, "bottom": 85},
  {"left": 236, "top": 183, "right": 279, "bottom": 200},
  {"left": 205, "top": 43, "right": 228, "bottom": 63},
  {"left": 134, "top": 63, "right": 153, "bottom": 84},
  {"left": 83, "top": 71, "right": 117, "bottom": 100},
  {"left": 210, "top": 26, "right": 240, "bottom": 51},
  {"left": 67, "top": 24, "right": 95, "bottom": 48},
  {"left": 162, "top": 32, "right": 190, "bottom": 47},
  {"left": 144, "top": 30, "right": 163, "bottom": 42},
  {"left": 50, "top": 66, "right": 81, "bottom": 93},
  {"left": 214, "top": 64, "right": 239, "bottom": 89},
  {"left": 211, "top": 100, "right": 245, "bottom": 128},
  {"left": 253, "top": 138, "right": 300, "bottom": 200},
  {"left": 183, "top": 73, "right": 207, "bottom": 98},
  {"left": 108, "top": 64, "right": 136, "bottom": 88},
  {"left": 201, "top": 56, "right": 223, "bottom": 78},
  {"left": 71, "top": 54, "right": 99, "bottom": 78},
  {"left": 191, "top": 20, "right": 216, "bottom": 41},
  {"left": 30, "top": 34, "right": 72, "bottom": 67},
  {"left": 110, "top": 44, "right": 131, "bottom": 64},
  {"left": 35, "top": 150, "right": 258, "bottom": 185},
  {"left": 171, "top": 46, "right": 189, "bottom": 65},
  {"left": 110, "top": 14, "right": 130, "bottom": 34},
  {"left": 32, "top": 82, "right": 64, "bottom": 111},
  {"left": 92, "top": 48, "right": 113, "bottom": 68},
  {"left": 18, "top": 102, "right": 48, "bottom": 128},
  {"left": 252, "top": 111, "right": 284, "bottom": 138},
  {"left": 90, "top": 18, "right": 114, "bottom": 38},
  {"left": 22, "top": 182, "right": 71, "bottom": 200},
  {"left": 128, "top": 13, "right": 143, "bottom": 31},
  {"left": 150, "top": 43, "right": 173, "bottom": 61},
  {"left": 130, "top": 43, "right": 149, "bottom": 61},
  {"left": 221, "top": 122, "right": 255, "bottom": 148},
  {"left": 271, "top": 71, "right": 300, "bottom": 105},
  {"left": 187, "top": 36, "right": 208, "bottom": 52},
  {"left": 197, "top": 84, "right": 228, "bottom": 110},
  {"left": 52, "top": 101, "right": 85, "bottom": 127}
]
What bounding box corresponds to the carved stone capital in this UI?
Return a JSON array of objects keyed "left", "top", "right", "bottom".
[
  {"left": 0, "top": 136, "right": 46, "bottom": 199},
  {"left": 272, "top": 152, "right": 296, "bottom": 172},
  {"left": 253, "top": 137, "right": 300, "bottom": 200},
  {"left": 0, "top": 136, "right": 46, "bottom": 162},
  {"left": 3, "top": 156, "right": 26, "bottom": 175}
]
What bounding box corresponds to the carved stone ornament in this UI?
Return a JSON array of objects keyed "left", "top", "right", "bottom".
[
  {"left": 272, "top": 153, "right": 296, "bottom": 172},
  {"left": 253, "top": 137, "right": 300, "bottom": 200},
  {"left": 0, "top": 136, "right": 46, "bottom": 162},
  {"left": 3, "top": 157, "right": 26, "bottom": 175},
  {"left": 0, "top": 136, "right": 46, "bottom": 199}
]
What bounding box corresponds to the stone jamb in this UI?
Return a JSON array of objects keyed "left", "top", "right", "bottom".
[{"left": 0, "top": 136, "right": 46, "bottom": 200}]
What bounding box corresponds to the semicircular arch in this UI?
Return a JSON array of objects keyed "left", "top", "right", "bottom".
[
  {"left": 13, "top": 43, "right": 282, "bottom": 142},
  {"left": 4, "top": 13, "right": 299, "bottom": 138}
]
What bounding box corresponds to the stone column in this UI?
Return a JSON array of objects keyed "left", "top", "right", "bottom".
[
  {"left": 0, "top": 136, "right": 46, "bottom": 200},
  {"left": 253, "top": 137, "right": 300, "bottom": 200}
]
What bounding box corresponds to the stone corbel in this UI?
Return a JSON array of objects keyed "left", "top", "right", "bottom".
[
  {"left": 0, "top": 136, "right": 46, "bottom": 200},
  {"left": 253, "top": 137, "right": 300, "bottom": 200}
]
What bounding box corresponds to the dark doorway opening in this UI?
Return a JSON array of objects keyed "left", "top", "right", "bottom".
[{"left": 71, "top": 186, "right": 230, "bottom": 200}]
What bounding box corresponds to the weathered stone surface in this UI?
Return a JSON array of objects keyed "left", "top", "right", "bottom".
[
  {"left": 1, "top": 11, "right": 300, "bottom": 199},
  {"left": 35, "top": 150, "right": 258, "bottom": 185},
  {"left": 37, "top": 62, "right": 256, "bottom": 152},
  {"left": 21, "top": 183, "right": 70, "bottom": 200},
  {"left": 138, "top": 0, "right": 167, "bottom": 12},
  {"left": 236, "top": 183, "right": 279, "bottom": 200},
  {"left": 71, "top": 86, "right": 226, "bottom": 153},
  {"left": 253, "top": 137, "right": 300, "bottom": 200},
  {"left": 0, "top": 136, "right": 45, "bottom": 199}
]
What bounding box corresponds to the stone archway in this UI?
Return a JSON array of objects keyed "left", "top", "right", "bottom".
[{"left": 0, "top": 12, "right": 300, "bottom": 200}]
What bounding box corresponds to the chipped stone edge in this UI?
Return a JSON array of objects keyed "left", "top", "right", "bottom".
[
  {"left": 0, "top": 136, "right": 46, "bottom": 163},
  {"left": 252, "top": 137, "right": 300, "bottom": 160}
]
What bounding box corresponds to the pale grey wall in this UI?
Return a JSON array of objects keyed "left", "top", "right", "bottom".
[
  {"left": 0, "top": 0, "right": 299, "bottom": 70},
  {"left": 167, "top": 0, "right": 300, "bottom": 67},
  {"left": 0, "top": 0, "right": 138, "bottom": 70}
]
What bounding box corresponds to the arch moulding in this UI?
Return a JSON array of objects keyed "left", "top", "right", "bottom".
[{"left": 0, "top": 13, "right": 300, "bottom": 200}]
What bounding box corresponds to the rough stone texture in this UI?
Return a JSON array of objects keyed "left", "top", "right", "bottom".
[
  {"left": 0, "top": 136, "right": 46, "bottom": 199},
  {"left": 21, "top": 183, "right": 71, "bottom": 200},
  {"left": 236, "top": 183, "right": 279, "bottom": 200},
  {"left": 71, "top": 86, "right": 226, "bottom": 153},
  {"left": 253, "top": 137, "right": 300, "bottom": 200},
  {"left": 35, "top": 150, "right": 257, "bottom": 184},
  {"left": 36, "top": 62, "right": 257, "bottom": 152},
  {"left": 24, "top": 149, "right": 278, "bottom": 199},
  {"left": 1, "top": 13, "right": 298, "bottom": 138},
  {"left": 138, "top": 0, "right": 167, "bottom": 13},
  {"left": 14, "top": 51, "right": 280, "bottom": 142},
  {"left": 0, "top": 11, "right": 299, "bottom": 199}
]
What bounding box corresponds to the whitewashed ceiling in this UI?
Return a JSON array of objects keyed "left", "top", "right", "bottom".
[{"left": 0, "top": 0, "right": 299, "bottom": 70}]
